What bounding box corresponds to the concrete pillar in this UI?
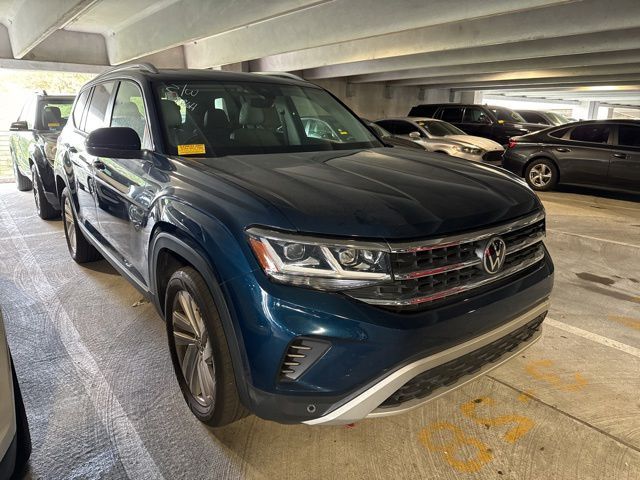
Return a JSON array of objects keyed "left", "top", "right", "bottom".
[{"left": 586, "top": 100, "right": 600, "bottom": 119}]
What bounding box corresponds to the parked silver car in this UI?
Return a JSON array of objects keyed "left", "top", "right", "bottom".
[
  {"left": 0, "top": 313, "right": 30, "bottom": 479},
  {"left": 375, "top": 117, "right": 504, "bottom": 164}
]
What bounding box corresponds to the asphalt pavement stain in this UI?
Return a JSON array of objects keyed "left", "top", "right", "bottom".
[{"left": 575, "top": 272, "right": 615, "bottom": 286}]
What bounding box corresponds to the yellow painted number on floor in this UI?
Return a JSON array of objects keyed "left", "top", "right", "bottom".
[
  {"left": 419, "top": 422, "right": 493, "bottom": 473},
  {"left": 460, "top": 396, "right": 534, "bottom": 443},
  {"left": 525, "top": 359, "right": 587, "bottom": 392}
]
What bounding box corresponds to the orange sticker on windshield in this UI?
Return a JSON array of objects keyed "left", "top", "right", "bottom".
[{"left": 177, "top": 144, "right": 206, "bottom": 155}]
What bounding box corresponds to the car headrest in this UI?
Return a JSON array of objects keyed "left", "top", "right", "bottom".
[
  {"left": 204, "top": 108, "right": 230, "bottom": 129},
  {"left": 239, "top": 103, "right": 265, "bottom": 126},
  {"left": 113, "top": 101, "right": 142, "bottom": 118},
  {"left": 44, "top": 106, "right": 62, "bottom": 123},
  {"left": 160, "top": 100, "right": 182, "bottom": 128}
]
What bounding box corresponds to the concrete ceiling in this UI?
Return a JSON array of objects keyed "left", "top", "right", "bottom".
[{"left": 0, "top": 0, "right": 639, "bottom": 106}]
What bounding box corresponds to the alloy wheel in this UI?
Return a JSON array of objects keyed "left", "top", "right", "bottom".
[
  {"left": 172, "top": 290, "right": 216, "bottom": 409},
  {"left": 63, "top": 196, "right": 77, "bottom": 255},
  {"left": 529, "top": 163, "right": 552, "bottom": 188}
]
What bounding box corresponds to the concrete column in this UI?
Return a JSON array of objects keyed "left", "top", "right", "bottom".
[{"left": 586, "top": 100, "right": 600, "bottom": 119}]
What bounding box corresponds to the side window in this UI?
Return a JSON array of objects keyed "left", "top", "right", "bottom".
[
  {"left": 463, "top": 107, "right": 490, "bottom": 124},
  {"left": 569, "top": 125, "right": 610, "bottom": 144},
  {"left": 549, "top": 127, "right": 570, "bottom": 139},
  {"left": 394, "top": 121, "right": 420, "bottom": 135},
  {"left": 111, "top": 81, "right": 147, "bottom": 142},
  {"left": 375, "top": 120, "right": 396, "bottom": 133},
  {"left": 617, "top": 125, "right": 640, "bottom": 148},
  {"left": 17, "top": 98, "right": 31, "bottom": 123},
  {"left": 85, "top": 82, "right": 115, "bottom": 133},
  {"left": 72, "top": 90, "right": 90, "bottom": 130},
  {"left": 21, "top": 98, "right": 37, "bottom": 129},
  {"left": 440, "top": 107, "right": 464, "bottom": 123}
]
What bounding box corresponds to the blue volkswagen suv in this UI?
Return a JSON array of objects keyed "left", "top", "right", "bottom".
[{"left": 53, "top": 64, "right": 553, "bottom": 426}]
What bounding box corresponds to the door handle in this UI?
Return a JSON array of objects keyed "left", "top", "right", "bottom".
[
  {"left": 612, "top": 153, "right": 627, "bottom": 159},
  {"left": 555, "top": 147, "right": 571, "bottom": 153},
  {"left": 93, "top": 160, "right": 106, "bottom": 171}
]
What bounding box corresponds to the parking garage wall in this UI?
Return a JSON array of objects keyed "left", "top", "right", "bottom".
[{"left": 313, "top": 78, "right": 450, "bottom": 120}]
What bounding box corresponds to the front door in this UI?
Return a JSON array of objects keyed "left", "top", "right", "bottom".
[
  {"left": 556, "top": 124, "right": 612, "bottom": 186},
  {"left": 95, "top": 80, "right": 156, "bottom": 283}
]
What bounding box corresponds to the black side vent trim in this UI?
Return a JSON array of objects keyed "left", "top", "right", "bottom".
[{"left": 279, "top": 338, "right": 331, "bottom": 381}]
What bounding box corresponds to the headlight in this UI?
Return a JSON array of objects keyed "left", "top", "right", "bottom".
[
  {"left": 246, "top": 227, "right": 391, "bottom": 290},
  {"left": 456, "top": 146, "right": 483, "bottom": 155}
]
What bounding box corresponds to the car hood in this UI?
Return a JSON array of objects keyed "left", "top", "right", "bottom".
[
  {"left": 443, "top": 135, "right": 503, "bottom": 151},
  {"left": 197, "top": 148, "right": 540, "bottom": 239}
]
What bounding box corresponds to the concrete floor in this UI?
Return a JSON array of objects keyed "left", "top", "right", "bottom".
[{"left": 0, "top": 182, "right": 639, "bottom": 480}]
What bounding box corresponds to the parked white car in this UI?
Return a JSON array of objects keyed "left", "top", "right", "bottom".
[
  {"left": 375, "top": 117, "right": 504, "bottom": 164},
  {"left": 0, "top": 313, "right": 30, "bottom": 479}
]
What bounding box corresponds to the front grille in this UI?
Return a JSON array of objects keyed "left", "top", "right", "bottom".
[
  {"left": 482, "top": 150, "right": 504, "bottom": 164},
  {"left": 347, "top": 211, "right": 546, "bottom": 311},
  {"left": 379, "top": 314, "right": 545, "bottom": 408}
]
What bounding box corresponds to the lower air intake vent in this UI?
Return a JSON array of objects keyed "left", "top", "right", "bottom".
[{"left": 280, "top": 338, "right": 331, "bottom": 381}]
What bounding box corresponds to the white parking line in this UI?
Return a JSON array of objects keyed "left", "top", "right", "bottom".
[
  {"left": 546, "top": 317, "right": 640, "bottom": 358},
  {"left": 547, "top": 229, "right": 640, "bottom": 249},
  {"left": 0, "top": 203, "right": 164, "bottom": 480}
]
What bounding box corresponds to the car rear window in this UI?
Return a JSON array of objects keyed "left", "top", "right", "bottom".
[
  {"left": 569, "top": 125, "right": 610, "bottom": 143},
  {"left": 617, "top": 125, "right": 640, "bottom": 147}
]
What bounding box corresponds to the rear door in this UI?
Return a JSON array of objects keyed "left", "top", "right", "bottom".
[
  {"left": 554, "top": 124, "right": 612, "bottom": 186},
  {"left": 608, "top": 124, "right": 640, "bottom": 192},
  {"left": 460, "top": 106, "right": 493, "bottom": 138},
  {"left": 70, "top": 82, "right": 116, "bottom": 230},
  {"left": 95, "top": 80, "right": 156, "bottom": 283}
]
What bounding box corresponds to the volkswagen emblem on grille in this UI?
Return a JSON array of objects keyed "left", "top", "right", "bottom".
[{"left": 478, "top": 237, "right": 507, "bottom": 275}]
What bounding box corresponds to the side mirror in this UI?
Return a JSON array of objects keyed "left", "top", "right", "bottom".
[
  {"left": 10, "top": 121, "right": 29, "bottom": 131},
  {"left": 409, "top": 131, "right": 421, "bottom": 139},
  {"left": 85, "top": 127, "right": 141, "bottom": 159}
]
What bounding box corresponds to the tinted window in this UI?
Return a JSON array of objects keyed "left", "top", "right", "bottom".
[
  {"left": 617, "top": 125, "right": 640, "bottom": 147},
  {"left": 549, "top": 127, "right": 570, "bottom": 138},
  {"left": 409, "top": 105, "right": 438, "bottom": 117},
  {"left": 85, "top": 82, "right": 115, "bottom": 133},
  {"left": 390, "top": 121, "right": 420, "bottom": 135},
  {"left": 72, "top": 90, "right": 90, "bottom": 129},
  {"left": 489, "top": 107, "right": 525, "bottom": 123},
  {"left": 463, "top": 107, "right": 491, "bottom": 124},
  {"left": 440, "top": 107, "right": 463, "bottom": 123},
  {"left": 569, "top": 125, "right": 610, "bottom": 143},
  {"left": 375, "top": 120, "right": 396, "bottom": 133},
  {"left": 520, "top": 112, "right": 547, "bottom": 124},
  {"left": 111, "top": 81, "right": 147, "bottom": 142},
  {"left": 39, "top": 99, "right": 73, "bottom": 130}
]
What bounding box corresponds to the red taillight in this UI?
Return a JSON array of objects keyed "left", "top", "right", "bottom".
[{"left": 507, "top": 138, "right": 518, "bottom": 149}]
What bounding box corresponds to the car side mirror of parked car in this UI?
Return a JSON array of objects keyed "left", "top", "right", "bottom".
[
  {"left": 85, "top": 127, "right": 141, "bottom": 159},
  {"left": 409, "top": 131, "right": 421, "bottom": 139},
  {"left": 10, "top": 121, "right": 29, "bottom": 131}
]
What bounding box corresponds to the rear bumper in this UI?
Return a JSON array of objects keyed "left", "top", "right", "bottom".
[{"left": 305, "top": 300, "right": 547, "bottom": 424}]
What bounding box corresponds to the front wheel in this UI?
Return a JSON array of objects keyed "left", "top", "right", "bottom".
[
  {"left": 61, "top": 188, "right": 102, "bottom": 263},
  {"left": 525, "top": 158, "right": 558, "bottom": 191},
  {"left": 166, "top": 267, "right": 247, "bottom": 427}
]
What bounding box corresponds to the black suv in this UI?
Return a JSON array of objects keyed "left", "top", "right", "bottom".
[
  {"left": 9, "top": 92, "right": 75, "bottom": 218},
  {"left": 53, "top": 64, "right": 553, "bottom": 427},
  {"left": 408, "top": 104, "right": 547, "bottom": 145}
]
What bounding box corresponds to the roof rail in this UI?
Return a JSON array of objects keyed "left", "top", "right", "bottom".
[
  {"left": 253, "top": 71, "right": 307, "bottom": 82},
  {"left": 96, "top": 62, "right": 158, "bottom": 79}
]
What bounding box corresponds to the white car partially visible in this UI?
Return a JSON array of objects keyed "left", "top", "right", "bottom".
[{"left": 0, "top": 314, "right": 30, "bottom": 479}]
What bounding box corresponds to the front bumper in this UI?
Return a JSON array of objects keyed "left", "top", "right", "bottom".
[{"left": 305, "top": 300, "right": 547, "bottom": 424}]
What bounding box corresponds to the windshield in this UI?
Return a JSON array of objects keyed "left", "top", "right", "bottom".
[
  {"left": 416, "top": 120, "right": 466, "bottom": 137},
  {"left": 368, "top": 122, "right": 391, "bottom": 137},
  {"left": 154, "top": 81, "right": 380, "bottom": 156},
  {"left": 545, "top": 112, "right": 570, "bottom": 125},
  {"left": 489, "top": 107, "right": 526, "bottom": 123}
]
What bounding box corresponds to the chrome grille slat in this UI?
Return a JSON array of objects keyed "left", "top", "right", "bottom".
[{"left": 347, "top": 211, "right": 546, "bottom": 310}]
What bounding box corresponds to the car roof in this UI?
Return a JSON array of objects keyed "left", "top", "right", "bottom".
[{"left": 83, "top": 66, "right": 315, "bottom": 90}]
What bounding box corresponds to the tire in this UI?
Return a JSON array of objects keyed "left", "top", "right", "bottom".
[
  {"left": 61, "top": 187, "right": 102, "bottom": 263},
  {"left": 166, "top": 267, "right": 248, "bottom": 427},
  {"left": 11, "top": 358, "right": 31, "bottom": 479},
  {"left": 11, "top": 152, "right": 32, "bottom": 191},
  {"left": 525, "top": 158, "right": 559, "bottom": 191},
  {"left": 31, "top": 164, "right": 59, "bottom": 220}
]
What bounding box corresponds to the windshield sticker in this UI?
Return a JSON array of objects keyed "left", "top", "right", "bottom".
[
  {"left": 178, "top": 144, "right": 206, "bottom": 155},
  {"left": 48, "top": 122, "right": 60, "bottom": 127}
]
